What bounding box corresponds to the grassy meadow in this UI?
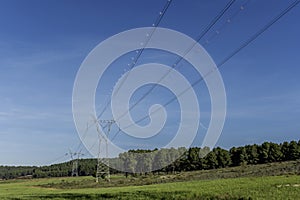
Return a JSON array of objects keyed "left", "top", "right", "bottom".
[{"left": 0, "top": 162, "right": 299, "bottom": 199}]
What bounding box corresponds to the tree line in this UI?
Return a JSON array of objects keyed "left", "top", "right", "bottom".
[
  {"left": 117, "top": 140, "right": 300, "bottom": 175},
  {"left": 0, "top": 140, "right": 299, "bottom": 179}
]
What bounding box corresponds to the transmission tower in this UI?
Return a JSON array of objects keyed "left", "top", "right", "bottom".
[
  {"left": 68, "top": 150, "right": 84, "bottom": 177},
  {"left": 95, "top": 119, "right": 115, "bottom": 183}
]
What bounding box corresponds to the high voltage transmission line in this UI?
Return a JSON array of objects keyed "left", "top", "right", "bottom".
[
  {"left": 109, "top": 0, "right": 238, "bottom": 141},
  {"left": 47, "top": 0, "right": 299, "bottom": 171},
  {"left": 45, "top": 0, "right": 175, "bottom": 167},
  {"left": 71, "top": 0, "right": 174, "bottom": 157},
  {"left": 75, "top": 0, "right": 238, "bottom": 155},
  {"left": 204, "top": 0, "right": 251, "bottom": 45},
  {"left": 93, "top": 0, "right": 173, "bottom": 183},
  {"left": 96, "top": 0, "right": 173, "bottom": 120},
  {"left": 110, "top": 0, "right": 300, "bottom": 141},
  {"left": 47, "top": 154, "right": 69, "bottom": 165},
  {"left": 113, "top": 0, "right": 237, "bottom": 123}
]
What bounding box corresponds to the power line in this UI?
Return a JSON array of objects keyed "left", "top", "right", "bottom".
[
  {"left": 111, "top": 0, "right": 300, "bottom": 141},
  {"left": 113, "top": 0, "right": 236, "bottom": 123},
  {"left": 96, "top": 0, "right": 173, "bottom": 121},
  {"left": 74, "top": 119, "right": 104, "bottom": 153},
  {"left": 47, "top": 154, "right": 69, "bottom": 165},
  {"left": 218, "top": 0, "right": 299, "bottom": 67},
  {"left": 204, "top": 0, "right": 251, "bottom": 45},
  {"left": 110, "top": 0, "right": 237, "bottom": 140},
  {"left": 72, "top": 0, "right": 173, "bottom": 156}
]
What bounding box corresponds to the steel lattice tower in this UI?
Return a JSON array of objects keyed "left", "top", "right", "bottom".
[
  {"left": 68, "top": 150, "right": 84, "bottom": 177},
  {"left": 95, "top": 119, "right": 115, "bottom": 183}
]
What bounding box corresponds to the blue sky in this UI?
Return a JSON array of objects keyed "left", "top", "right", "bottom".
[{"left": 0, "top": 0, "right": 299, "bottom": 165}]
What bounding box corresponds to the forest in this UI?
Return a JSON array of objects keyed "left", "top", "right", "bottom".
[{"left": 1, "top": 140, "right": 299, "bottom": 180}]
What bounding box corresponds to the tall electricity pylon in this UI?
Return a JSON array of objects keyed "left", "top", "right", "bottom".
[{"left": 95, "top": 119, "right": 115, "bottom": 183}]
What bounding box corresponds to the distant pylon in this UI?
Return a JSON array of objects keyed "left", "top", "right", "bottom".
[
  {"left": 68, "top": 150, "right": 84, "bottom": 177},
  {"left": 95, "top": 119, "right": 115, "bottom": 183},
  {"left": 72, "top": 159, "right": 78, "bottom": 177}
]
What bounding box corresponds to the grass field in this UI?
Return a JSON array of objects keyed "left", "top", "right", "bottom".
[
  {"left": 1, "top": 161, "right": 299, "bottom": 199},
  {"left": 0, "top": 175, "right": 299, "bottom": 199}
]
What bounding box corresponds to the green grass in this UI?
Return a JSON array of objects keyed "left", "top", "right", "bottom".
[
  {"left": 0, "top": 175, "right": 299, "bottom": 199},
  {"left": 28, "top": 160, "right": 299, "bottom": 190},
  {"left": 0, "top": 161, "right": 299, "bottom": 199}
]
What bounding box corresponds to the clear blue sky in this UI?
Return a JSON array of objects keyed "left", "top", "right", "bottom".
[{"left": 0, "top": 0, "right": 299, "bottom": 165}]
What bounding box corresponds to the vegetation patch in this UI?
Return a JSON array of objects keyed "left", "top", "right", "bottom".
[{"left": 28, "top": 191, "right": 252, "bottom": 200}]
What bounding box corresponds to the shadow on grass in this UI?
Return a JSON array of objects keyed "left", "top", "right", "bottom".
[{"left": 26, "top": 191, "right": 252, "bottom": 200}]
